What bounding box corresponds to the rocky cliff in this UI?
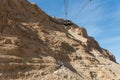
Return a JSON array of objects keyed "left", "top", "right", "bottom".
[{"left": 0, "top": 0, "right": 120, "bottom": 80}]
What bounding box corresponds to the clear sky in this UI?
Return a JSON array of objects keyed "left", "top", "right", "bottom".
[{"left": 29, "top": 0, "right": 120, "bottom": 63}]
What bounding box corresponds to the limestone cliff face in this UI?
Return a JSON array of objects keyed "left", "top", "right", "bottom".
[{"left": 0, "top": 0, "right": 120, "bottom": 80}]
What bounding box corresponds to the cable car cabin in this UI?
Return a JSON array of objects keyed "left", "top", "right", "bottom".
[{"left": 63, "top": 20, "right": 73, "bottom": 26}]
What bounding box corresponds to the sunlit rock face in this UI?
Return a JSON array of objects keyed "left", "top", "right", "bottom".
[{"left": 0, "top": 0, "right": 120, "bottom": 80}]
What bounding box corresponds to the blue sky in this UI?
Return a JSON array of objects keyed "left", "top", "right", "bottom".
[{"left": 29, "top": 0, "right": 120, "bottom": 63}]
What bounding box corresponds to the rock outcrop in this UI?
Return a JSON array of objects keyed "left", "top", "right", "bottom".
[{"left": 0, "top": 0, "right": 120, "bottom": 80}]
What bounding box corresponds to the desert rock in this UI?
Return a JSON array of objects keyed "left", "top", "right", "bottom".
[{"left": 0, "top": 0, "right": 120, "bottom": 80}]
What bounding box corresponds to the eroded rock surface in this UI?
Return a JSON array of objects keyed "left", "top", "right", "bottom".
[{"left": 0, "top": 0, "right": 120, "bottom": 80}]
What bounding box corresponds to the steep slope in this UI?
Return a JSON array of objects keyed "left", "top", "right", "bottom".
[{"left": 0, "top": 0, "right": 120, "bottom": 80}]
